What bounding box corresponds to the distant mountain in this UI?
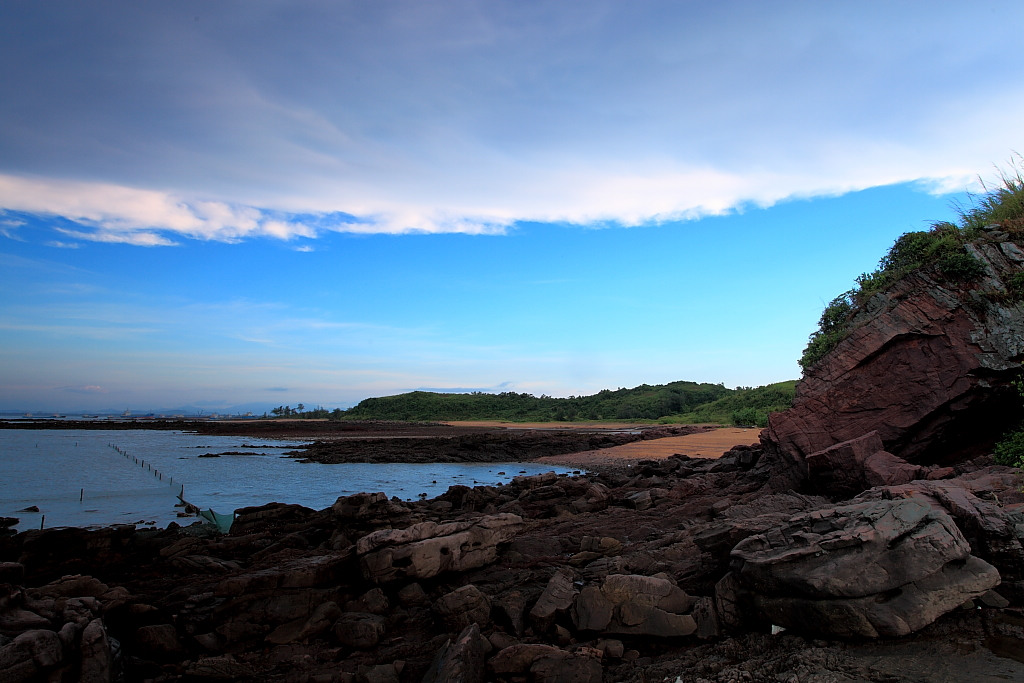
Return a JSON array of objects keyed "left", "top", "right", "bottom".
[{"left": 3, "top": 401, "right": 358, "bottom": 418}]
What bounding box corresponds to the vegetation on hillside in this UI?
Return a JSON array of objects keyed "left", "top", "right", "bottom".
[
  {"left": 994, "top": 369, "right": 1024, "bottom": 470},
  {"left": 332, "top": 379, "right": 796, "bottom": 426},
  {"left": 800, "top": 160, "right": 1024, "bottom": 370},
  {"left": 670, "top": 380, "right": 798, "bottom": 428},
  {"left": 265, "top": 404, "right": 344, "bottom": 420}
]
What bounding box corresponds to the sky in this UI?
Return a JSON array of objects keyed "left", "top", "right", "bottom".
[{"left": 2, "top": 1, "right": 1023, "bottom": 412}]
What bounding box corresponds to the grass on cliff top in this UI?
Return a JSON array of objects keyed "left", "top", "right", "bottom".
[{"left": 800, "top": 160, "right": 1024, "bottom": 371}]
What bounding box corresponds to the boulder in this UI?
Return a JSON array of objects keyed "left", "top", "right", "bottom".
[
  {"left": 434, "top": 585, "right": 491, "bottom": 633},
  {"left": 0, "top": 609, "right": 51, "bottom": 636},
  {"left": 397, "top": 582, "right": 429, "bottom": 606},
  {"left": 357, "top": 513, "right": 523, "bottom": 583},
  {"left": 230, "top": 502, "right": 316, "bottom": 534},
  {"left": 529, "top": 569, "right": 577, "bottom": 633},
  {"left": 32, "top": 574, "right": 109, "bottom": 599},
  {"left": 360, "top": 662, "right": 401, "bottom": 683},
  {"left": 0, "top": 628, "right": 63, "bottom": 680},
  {"left": 728, "top": 498, "right": 1000, "bottom": 637},
  {"left": 422, "top": 623, "right": 489, "bottom": 683},
  {"left": 333, "top": 612, "right": 386, "bottom": 650},
  {"left": 529, "top": 651, "right": 603, "bottom": 683},
  {"left": 492, "top": 590, "right": 527, "bottom": 636},
  {"left": 488, "top": 643, "right": 563, "bottom": 675},
  {"left": 572, "top": 574, "right": 696, "bottom": 637},
  {"left": 0, "top": 562, "right": 25, "bottom": 584},
  {"left": 265, "top": 601, "right": 341, "bottom": 645},
  {"left": 855, "top": 468, "right": 1024, "bottom": 601},
  {"left": 332, "top": 491, "right": 410, "bottom": 521},
  {"left": 134, "top": 623, "right": 185, "bottom": 660},
  {"left": 806, "top": 431, "right": 926, "bottom": 497},
  {"left": 184, "top": 655, "right": 256, "bottom": 680},
  {"left": 746, "top": 555, "right": 998, "bottom": 638},
  {"left": 346, "top": 587, "right": 389, "bottom": 614},
  {"left": 79, "top": 618, "right": 112, "bottom": 683}
]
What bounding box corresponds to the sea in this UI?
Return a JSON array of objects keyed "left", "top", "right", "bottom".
[{"left": 0, "top": 428, "right": 577, "bottom": 533}]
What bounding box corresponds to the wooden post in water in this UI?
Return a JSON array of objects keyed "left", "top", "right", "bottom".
[{"left": 80, "top": 488, "right": 83, "bottom": 502}]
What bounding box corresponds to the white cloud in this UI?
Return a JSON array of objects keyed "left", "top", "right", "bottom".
[
  {"left": 0, "top": 175, "right": 322, "bottom": 245},
  {"left": 1, "top": 2, "right": 1023, "bottom": 242}
]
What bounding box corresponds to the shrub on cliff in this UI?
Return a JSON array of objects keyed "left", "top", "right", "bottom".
[
  {"left": 994, "top": 370, "right": 1024, "bottom": 469},
  {"left": 993, "top": 428, "right": 1024, "bottom": 469}
]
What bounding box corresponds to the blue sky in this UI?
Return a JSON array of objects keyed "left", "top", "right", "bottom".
[{"left": 1, "top": 1, "right": 1023, "bottom": 412}]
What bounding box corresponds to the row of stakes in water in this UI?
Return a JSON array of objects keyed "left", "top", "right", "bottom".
[
  {"left": 108, "top": 443, "right": 184, "bottom": 498},
  {"left": 32, "top": 444, "right": 191, "bottom": 530}
]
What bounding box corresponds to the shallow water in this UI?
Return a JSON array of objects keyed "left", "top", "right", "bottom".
[{"left": 0, "top": 429, "right": 577, "bottom": 531}]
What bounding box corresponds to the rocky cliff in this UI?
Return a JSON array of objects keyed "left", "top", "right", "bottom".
[{"left": 765, "top": 224, "right": 1024, "bottom": 489}]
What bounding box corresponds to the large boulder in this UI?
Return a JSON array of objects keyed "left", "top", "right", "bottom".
[
  {"left": 855, "top": 467, "right": 1024, "bottom": 602},
  {"left": 434, "top": 585, "right": 492, "bottom": 633},
  {"left": 489, "top": 643, "right": 603, "bottom": 683},
  {"left": 805, "top": 431, "right": 928, "bottom": 498},
  {"left": 764, "top": 228, "right": 1024, "bottom": 488},
  {"left": 422, "top": 623, "right": 490, "bottom": 683},
  {"left": 356, "top": 513, "right": 523, "bottom": 583},
  {"left": 0, "top": 628, "right": 64, "bottom": 681},
  {"left": 725, "top": 498, "right": 999, "bottom": 637},
  {"left": 528, "top": 569, "right": 577, "bottom": 633},
  {"left": 572, "top": 574, "right": 696, "bottom": 637}
]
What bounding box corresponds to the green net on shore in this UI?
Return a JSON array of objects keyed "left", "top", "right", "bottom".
[{"left": 198, "top": 508, "right": 234, "bottom": 533}]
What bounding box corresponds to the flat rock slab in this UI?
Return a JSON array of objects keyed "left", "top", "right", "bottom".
[{"left": 357, "top": 513, "right": 524, "bottom": 583}]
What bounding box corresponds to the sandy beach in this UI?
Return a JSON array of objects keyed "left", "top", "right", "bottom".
[{"left": 530, "top": 426, "right": 761, "bottom": 468}]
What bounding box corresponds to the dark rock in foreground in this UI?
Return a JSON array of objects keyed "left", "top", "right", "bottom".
[{"left": 1, "top": 439, "right": 1022, "bottom": 682}]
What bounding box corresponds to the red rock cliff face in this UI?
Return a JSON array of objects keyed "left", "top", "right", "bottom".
[{"left": 764, "top": 226, "right": 1024, "bottom": 487}]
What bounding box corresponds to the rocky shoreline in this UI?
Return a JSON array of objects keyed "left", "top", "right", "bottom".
[{"left": 2, "top": 434, "right": 1023, "bottom": 682}]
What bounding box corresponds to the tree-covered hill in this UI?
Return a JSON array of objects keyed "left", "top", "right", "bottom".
[{"left": 335, "top": 379, "right": 796, "bottom": 425}]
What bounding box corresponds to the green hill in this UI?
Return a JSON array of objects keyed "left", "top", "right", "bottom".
[
  {"left": 336, "top": 379, "right": 796, "bottom": 425},
  {"left": 671, "top": 380, "right": 798, "bottom": 427}
]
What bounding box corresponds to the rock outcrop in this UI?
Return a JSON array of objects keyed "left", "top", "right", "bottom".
[
  {"left": 765, "top": 226, "right": 1024, "bottom": 489},
  {"left": 722, "top": 498, "right": 1000, "bottom": 637},
  {"left": 805, "top": 431, "right": 934, "bottom": 497},
  {"left": 854, "top": 467, "right": 1024, "bottom": 601}
]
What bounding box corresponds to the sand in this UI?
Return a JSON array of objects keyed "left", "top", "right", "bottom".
[{"left": 530, "top": 426, "right": 761, "bottom": 469}]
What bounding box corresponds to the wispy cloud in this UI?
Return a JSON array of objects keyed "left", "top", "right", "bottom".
[
  {"left": 0, "top": 175, "right": 327, "bottom": 245},
  {"left": 61, "top": 384, "right": 108, "bottom": 394},
  {"left": 416, "top": 382, "right": 516, "bottom": 394}
]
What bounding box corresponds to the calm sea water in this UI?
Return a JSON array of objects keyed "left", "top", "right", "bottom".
[{"left": 0, "top": 429, "right": 576, "bottom": 532}]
